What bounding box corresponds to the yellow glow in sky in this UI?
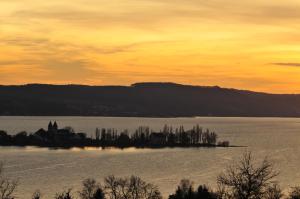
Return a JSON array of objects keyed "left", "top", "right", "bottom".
[{"left": 1, "top": 0, "right": 300, "bottom": 93}]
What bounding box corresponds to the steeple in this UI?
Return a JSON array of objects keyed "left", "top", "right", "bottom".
[
  {"left": 48, "top": 121, "right": 53, "bottom": 131},
  {"left": 53, "top": 121, "right": 58, "bottom": 131}
]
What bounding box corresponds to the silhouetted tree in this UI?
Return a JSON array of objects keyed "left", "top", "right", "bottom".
[
  {"left": 0, "top": 162, "right": 18, "bottom": 199},
  {"left": 197, "top": 185, "right": 218, "bottom": 199},
  {"left": 93, "top": 188, "right": 105, "bottom": 199},
  {"left": 288, "top": 187, "right": 300, "bottom": 199},
  {"left": 167, "top": 132, "right": 176, "bottom": 145},
  {"left": 32, "top": 190, "right": 42, "bottom": 199},
  {"left": 14, "top": 131, "right": 28, "bottom": 145},
  {"left": 64, "top": 127, "right": 75, "bottom": 134},
  {"left": 104, "top": 175, "right": 161, "bottom": 199},
  {"left": 169, "top": 180, "right": 217, "bottom": 199},
  {"left": 101, "top": 128, "right": 106, "bottom": 143},
  {"left": 169, "top": 179, "right": 194, "bottom": 199},
  {"left": 79, "top": 178, "right": 104, "bottom": 199},
  {"left": 0, "top": 131, "right": 11, "bottom": 145},
  {"left": 116, "top": 133, "right": 131, "bottom": 147},
  {"left": 265, "top": 184, "right": 283, "bottom": 199},
  {"left": 55, "top": 189, "right": 73, "bottom": 199},
  {"left": 95, "top": 128, "right": 101, "bottom": 141},
  {"left": 104, "top": 175, "right": 118, "bottom": 199},
  {"left": 217, "top": 152, "right": 279, "bottom": 199}
]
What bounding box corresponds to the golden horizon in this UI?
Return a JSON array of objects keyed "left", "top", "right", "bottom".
[{"left": 1, "top": 0, "right": 300, "bottom": 93}]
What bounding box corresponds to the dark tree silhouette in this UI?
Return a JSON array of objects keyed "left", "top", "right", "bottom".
[
  {"left": 217, "top": 152, "right": 279, "bottom": 199},
  {"left": 93, "top": 188, "right": 105, "bottom": 199},
  {"left": 55, "top": 189, "right": 73, "bottom": 199},
  {"left": 104, "top": 175, "right": 162, "bottom": 199},
  {"left": 64, "top": 127, "right": 75, "bottom": 134},
  {"left": 288, "top": 187, "right": 300, "bottom": 199},
  {"left": 197, "top": 185, "right": 218, "bottom": 199},
  {"left": 169, "top": 179, "right": 194, "bottom": 199},
  {"left": 32, "top": 190, "right": 42, "bottom": 199},
  {"left": 79, "top": 178, "right": 104, "bottom": 199},
  {"left": 169, "top": 179, "right": 217, "bottom": 199},
  {"left": 95, "top": 128, "right": 101, "bottom": 141},
  {"left": 0, "top": 162, "right": 18, "bottom": 199},
  {"left": 0, "top": 131, "right": 11, "bottom": 145},
  {"left": 264, "top": 184, "right": 283, "bottom": 199}
]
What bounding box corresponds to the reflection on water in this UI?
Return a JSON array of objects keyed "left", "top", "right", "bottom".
[
  {"left": 0, "top": 117, "right": 300, "bottom": 198},
  {"left": 69, "top": 147, "right": 145, "bottom": 153}
]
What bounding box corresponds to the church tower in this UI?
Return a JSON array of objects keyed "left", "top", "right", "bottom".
[
  {"left": 53, "top": 121, "right": 58, "bottom": 131},
  {"left": 48, "top": 121, "right": 53, "bottom": 132}
]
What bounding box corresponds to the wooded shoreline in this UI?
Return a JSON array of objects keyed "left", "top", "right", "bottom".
[{"left": 0, "top": 122, "right": 232, "bottom": 149}]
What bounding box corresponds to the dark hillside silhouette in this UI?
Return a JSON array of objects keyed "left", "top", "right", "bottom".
[{"left": 1, "top": 82, "right": 300, "bottom": 117}]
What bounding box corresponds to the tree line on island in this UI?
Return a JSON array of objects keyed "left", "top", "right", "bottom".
[
  {"left": 0, "top": 122, "right": 230, "bottom": 148},
  {"left": 1, "top": 152, "right": 300, "bottom": 199}
]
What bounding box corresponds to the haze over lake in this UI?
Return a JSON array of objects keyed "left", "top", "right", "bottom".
[{"left": 1, "top": 116, "right": 300, "bottom": 198}]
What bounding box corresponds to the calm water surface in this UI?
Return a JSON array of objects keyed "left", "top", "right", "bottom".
[{"left": 0, "top": 116, "right": 300, "bottom": 198}]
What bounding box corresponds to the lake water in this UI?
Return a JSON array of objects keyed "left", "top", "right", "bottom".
[{"left": 0, "top": 116, "right": 300, "bottom": 198}]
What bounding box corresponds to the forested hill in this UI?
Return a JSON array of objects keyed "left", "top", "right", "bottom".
[{"left": 1, "top": 82, "right": 300, "bottom": 117}]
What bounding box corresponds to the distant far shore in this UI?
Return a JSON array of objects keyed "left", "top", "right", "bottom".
[{"left": 1, "top": 82, "right": 300, "bottom": 117}]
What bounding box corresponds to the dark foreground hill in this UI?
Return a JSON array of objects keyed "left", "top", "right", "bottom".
[{"left": 1, "top": 82, "right": 300, "bottom": 117}]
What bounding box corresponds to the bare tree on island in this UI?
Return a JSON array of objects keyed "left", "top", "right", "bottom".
[{"left": 217, "top": 152, "right": 280, "bottom": 199}]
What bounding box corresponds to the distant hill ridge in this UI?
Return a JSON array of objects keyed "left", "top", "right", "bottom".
[{"left": 0, "top": 82, "right": 300, "bottom": 117}]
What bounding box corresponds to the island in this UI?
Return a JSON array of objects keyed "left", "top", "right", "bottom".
[{"left": 0, "top": 122, "right": 231, "bottom": 148}]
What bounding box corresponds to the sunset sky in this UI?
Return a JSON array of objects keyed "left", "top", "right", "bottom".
[{"left": 1, "top": 0, "right": 300, "bottom": 93}]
